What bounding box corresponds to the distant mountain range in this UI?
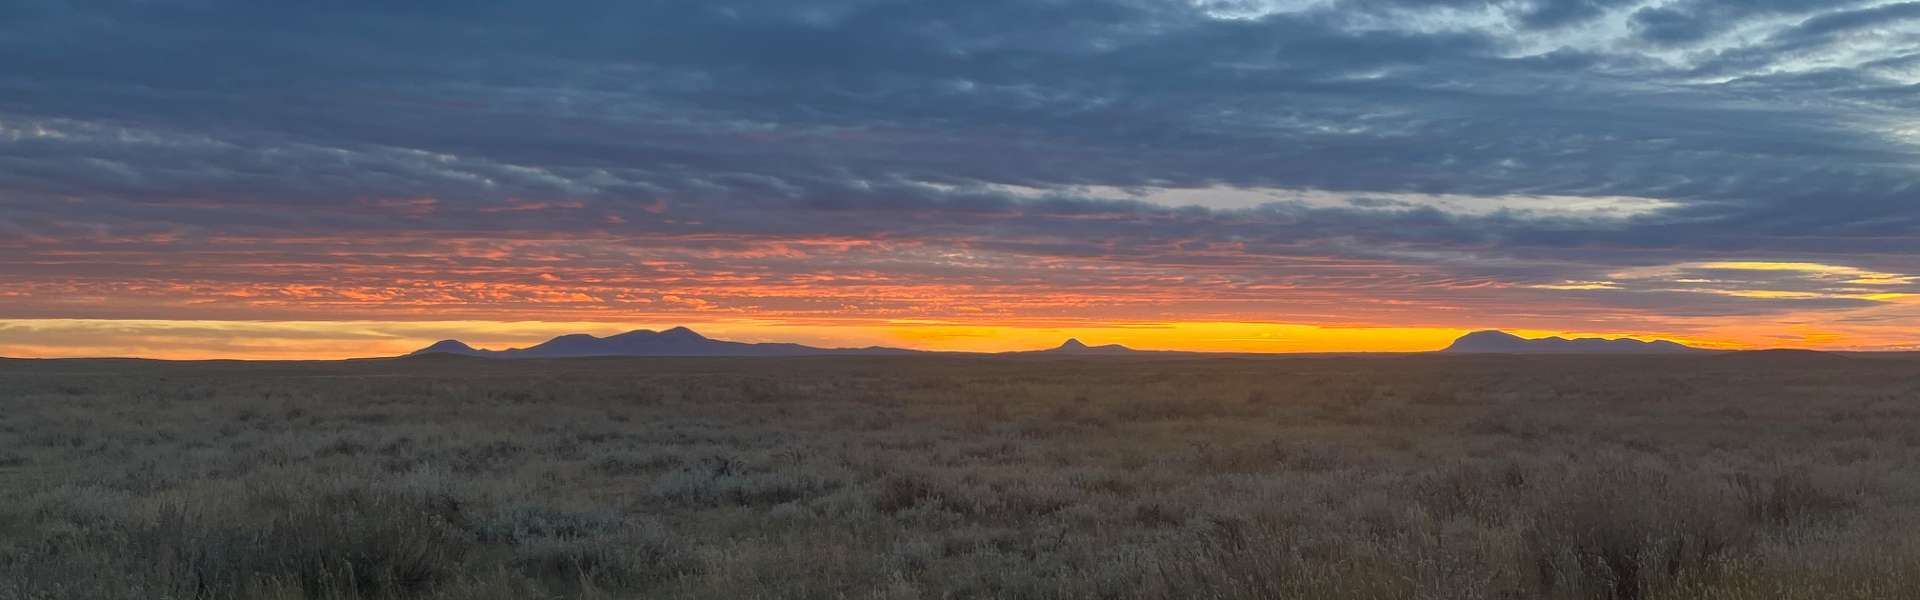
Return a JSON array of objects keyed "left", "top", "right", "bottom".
[
  {"left": 410, "top": 328, "right": 1704, "bottom": 358},
  {"left": 1440, "top": 330, "right": 1702, "bottom": 354},
  {"left": 412, "top": 327, "right": 923, "bottom": 358}
]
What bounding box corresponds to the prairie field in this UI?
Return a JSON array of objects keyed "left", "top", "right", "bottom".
[{"left": 3, "top": 353, "right": 1920, "bottom": 599}]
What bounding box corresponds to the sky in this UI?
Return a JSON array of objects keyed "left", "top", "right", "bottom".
[{"left": 2, "top": 0, "right": 1919, "bottom": 358}]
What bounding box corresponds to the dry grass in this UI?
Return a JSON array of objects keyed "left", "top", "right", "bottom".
[{"left": 2, "top": 353, "right": 1919, "bottom": 599}]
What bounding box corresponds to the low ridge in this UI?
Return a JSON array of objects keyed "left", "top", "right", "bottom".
[
  {"left": 413, "top": 328, "right": 1715, "bottom": 359},
  {"left": 1441, "top": 330, "right": 1701, "bottom": 354},
  {"left": 409, "top": 328, "right": 922, "bottom": 358}
]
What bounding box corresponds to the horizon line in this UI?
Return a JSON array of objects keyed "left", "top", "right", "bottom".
[{"left": 2, "top": 321, "right": 1906, "bottom": 361}]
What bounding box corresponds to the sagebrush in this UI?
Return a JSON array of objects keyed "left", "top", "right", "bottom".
[{"left": 2, "top": 353, "right": 1917, "bottom": 599}]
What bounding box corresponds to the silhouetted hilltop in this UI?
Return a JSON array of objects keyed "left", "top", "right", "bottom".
[
  {"left": 1032, "top": 338, "right": 1141, "bottom": 355},
  {"left": 409, "top": 327, "right": 923, "bottom": 358},
  {"left": 416, "top": 340, "right": 479, "bottom": 354},
  {"left": 1441, "top": 330, "right": 1701, "bottom": 354}
]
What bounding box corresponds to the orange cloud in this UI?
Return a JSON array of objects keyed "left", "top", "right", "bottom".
[{"left": 5, "top": 229, "right": 1918, "bottom": 354}]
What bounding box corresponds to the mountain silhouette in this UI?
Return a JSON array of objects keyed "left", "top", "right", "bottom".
[
  {"left": 1441, "top": 330, "right": 1701, "bottom": 354},
  {"left": 1025, "top": 338, "right": 1143, "bottom": 355},
  {"left": 416, "top": 339, "right": 480, "bottom": 354},
  {"left": 410, "top": 327, "right": 922, "bottom": 358},
  {"left": 413, "top": 328, "right": 1710, "bottom": 359}
]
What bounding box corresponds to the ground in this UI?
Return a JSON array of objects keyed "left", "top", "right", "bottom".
[{"left": 2, "top": 353, "right": 1918, "bottom": 599}]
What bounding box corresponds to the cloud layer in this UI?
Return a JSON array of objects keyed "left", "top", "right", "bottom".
[{"left": 2, "top": 0, "right": 1918, "bottom": 351}]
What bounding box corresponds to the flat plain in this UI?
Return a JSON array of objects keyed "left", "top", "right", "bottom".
[{"left": 3, "top": 353, "right": 1918, "bottom": 599}]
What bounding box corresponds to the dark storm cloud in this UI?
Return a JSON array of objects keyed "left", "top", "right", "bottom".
[{"left": 1, "top": 0, "right": 1917, "bottom": 325}]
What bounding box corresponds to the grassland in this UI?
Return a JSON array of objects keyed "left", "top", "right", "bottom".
[{"left": 2, "top": 352, "right": 1919, "bottom": 599}]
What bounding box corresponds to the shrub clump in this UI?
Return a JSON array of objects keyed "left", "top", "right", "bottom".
[
  {"left": 1520, "top": 463, "right": 1750, "bottom": 600},
  {"left": 131, "top": 489, "right": 474, "bottom": 599}
]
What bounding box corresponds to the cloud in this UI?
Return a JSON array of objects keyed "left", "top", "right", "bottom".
[
  {"left": 1600, "top": 261, "right": 1920, "bottom": 306},
  {"left": 1627, "top": 1, "right": 1876, "bottom": 45},
  {"left": 1513, "top": 0, "right": 1639, "bottom": 29},
  {"left": 0, "top": 0, "right": 1916, "bottom": 348}
]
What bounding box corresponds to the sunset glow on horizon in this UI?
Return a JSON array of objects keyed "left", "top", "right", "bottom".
[
  {"left": 4, "top": 2, "right": 1919, "bottom": 358},
  {"left": 0, "top": 316, "right": 1893, "bottom": 360}
]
